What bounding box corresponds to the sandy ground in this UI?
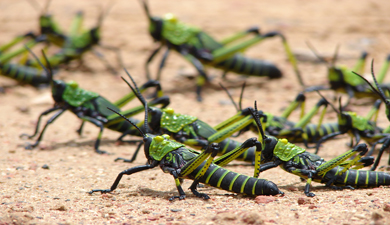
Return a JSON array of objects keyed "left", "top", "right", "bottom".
[{"left": 1, "top": 0, "right": 390, "bottom": 224}]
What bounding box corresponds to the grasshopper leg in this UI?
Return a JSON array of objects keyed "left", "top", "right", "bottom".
[{"left": 89, "top": 164, "right": 157, "bottom": 194}]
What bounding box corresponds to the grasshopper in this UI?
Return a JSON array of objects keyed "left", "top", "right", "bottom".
[
  {"left": 140, "top": 0, "right": 303, "bottom": 101},
  {"left": 304, "top": 43, "right": 390, "bottom": 106},
  {"left": 20, "top": 48, "right": 166, "bottom": 154},
  {"left": 248, "top": 101, "right": 388, "bottom": 197},
  {"left": 89, "top": 100, "right": 283, "bottom": 200}
]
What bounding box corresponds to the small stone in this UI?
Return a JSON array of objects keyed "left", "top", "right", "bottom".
[
  {"left": 298, "top": 197, "right": 311, "bottom": 205},
  {"left": 52, "top": 205, "right": 67, "bottom": 211},
  {"left": 142, "top": 209, "right": 151, "bottom": 214},
  {"left": 170, "top": 209, "right": 182, "bottom": 212},
  {"left": 255, "top": 196, "right": 275, "bottom": 204},
  {"left": 308, "top": 204, "right": 317, "bottom": 209},
  {"left": 372, "top": 211, "right": 384, "bottom": 221},
  {"left": 147, "top": 216, "right": 158, "bottom": 221},
  {"left": 41, "top": 164, "right": 50, "bottom": 170},
  {"left": 17, "top": 106, "right": 30, "bottom": 114},
  {"left": 287, "top": 186, "right": 298, "bottom": 191},
  {"left": 241, "top": 212, "right": 264, "bottom": 225},
  {"left": 212, "top": 212, "right": 237, "bottom": 221},
  {"left": 383, "top": 204, "right": 390, "bottom": 212}
]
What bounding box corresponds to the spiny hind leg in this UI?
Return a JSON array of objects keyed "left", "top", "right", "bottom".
[
  {"left": 186, "top": 144, "right": 220, "bottom": 199},
  {"left": 316, "top": 143, "right": 368, "bottom": 177}
]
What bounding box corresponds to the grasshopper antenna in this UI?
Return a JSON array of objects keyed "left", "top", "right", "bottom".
[
  {"left": 306, "top": 41, "right": 330, "bottom": 66},
  {"left": 315, "top": 90, "right": 340, "bottom": 114},
  {"left": 330, "top": 44, "right": 340, "bottom": 67},
  {"left": 107, "top": 107, "right": 146, "bottom": 138},
  {"left": 122, "top": 68, "right": 151, "bottom": 133},
  {"left": 139, "top": 0, "right": 152, "bottom": 21},
  {"left": 24, "top": 46, "right": 53, "bottom": 83},
  {"left": 249, "top": 101, "right": 266, "bottom": 146},
  {"left": 97, "top": 0, "right": 116, "bottom": 27},
  {"left": 238, "top": 82, "right": 246, "bottom": 111},
  {"left": 42, "top": 0, "right": 52, "bottom": 14},
  {"left": 26, "top": 0, "right": 41, "bottom": 12},
  {"left": 353, "top": 60, "right": 388, "bottom": 103},
  {"left": 219, "top": 83, "right": 239, "bottom": 112}
]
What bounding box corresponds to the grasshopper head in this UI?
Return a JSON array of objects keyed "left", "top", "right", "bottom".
[
  {"left": 51, "top": 80, "right": 67, "bottom": 102},
  {"left": 140, "top": 0, "right": 164, "bottom": 41},
  {"left": 89, "top": 27, "right": 101, "bottom": 45},
  {"left": 262, "top": 137, "right": 278, "bottom": 162},
  {"left": 337, "top": 111, "right": 352, "bottom": 132},
  {"left": 148, "top": 107, "right": 163, "bottom": 132},
  {"left": 148, "top": 16, "right": 163, "bottom": 41}
]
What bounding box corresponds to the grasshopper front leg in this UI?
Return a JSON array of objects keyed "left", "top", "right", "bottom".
[
  {"left": 181, "top": 53, "right": 209, "bottom": 102},
  {"left": 22, "top": 108, "right": 66, "bottom": 150},
  {"left": 89, "top": 162, "right": 159, "bottom": 194}
]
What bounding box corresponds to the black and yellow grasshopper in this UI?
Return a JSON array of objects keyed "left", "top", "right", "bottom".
[
  {"left": 89, "top": 100, "right": 283, "bottom": 200},
  {"left": 20, "top": 49, "right": 166, "bottom": 154},
  {"left": 113, "top": 71, "right": 262, "bottom": 164},
  {"left": 313, "top": 92, "right": 386, "bottom": 154},
  {"left": 304, "top": 43, "right": 390, "bottom": 106},
  {"left": 353, "top": 62, "right": 390, "bottom": 170},
  {"left": 140, "top": 0, "right": 303, "bottom": 101},
  {"left": 218, "top": 83, "right": 344, "bottom": 148},
  {"left": 18, "top": 1, "right": 122, "bottom": 75},
  {"left": 248, "top": 101, "right": 390, "bottom": 197},
  {"left": 24, "top": 0, "right": 81, "bottom": 47},
  {"left": 0, "top": 38, "right": 54, "bottom": 88}
]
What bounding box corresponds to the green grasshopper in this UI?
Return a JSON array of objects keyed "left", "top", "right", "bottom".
[
  {"left": 114, "top": 72, "right": 262, "bottom": 164},
  {"left": 16, "top": 2, "right": 122, "bottom": 75},
  {"left": 0, "top": 0, "right": 84, "bottom": 58},
  {"left": 24, "top": 0, "right": 82, "bottom": 47},
  {"left": 249, "top": 101, "right": 390, "bottom": 197},
  {"left": 20, "top": 49, "right": 166, "bottom": 154},
  {"left": 217, "top": 83, "right": 343, "bottom": 149},
  {"left": 353, "top": 61, "right": 390, "bottom": 170},
  {"left": 304, "top": 43, "right": 390, "bottom": 106},
  {"left": 89, "top": 103, "right": 283, "bottom": 200},
  {"left": 313, "top": 93, "right": 385, "bottom": 155},
  {"left": 140, "top": 0, "right": 303, "bottom": 101},
  {"left": 0, "top": 37, "right": 54, "bottom": 88}
]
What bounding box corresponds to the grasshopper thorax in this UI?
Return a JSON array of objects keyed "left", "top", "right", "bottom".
[
  {"left": 146, "top": 134, "right": 184, "bottom": 161},
  {"left": 273, "top": 138, "right": 305, "bottom": 161}
]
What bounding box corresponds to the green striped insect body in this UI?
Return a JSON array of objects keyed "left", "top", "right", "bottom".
[
  {"left": 0, "top": 62, "right": 50, "bottom": 88},
  {"left": 89, "top": 99, "right": 283, "bottom": 200},
  {"left": 0, "top": 36, "right": 53, "bottom": 87},
  {"left": 20, "top": 50, "right": 166, "bottom": 154},
  {"left": 248, "top": 103, "right": 389, "bottom": 197},
  {"left": 305, "top": 44, "right": 390, "bottom": 106},
  {"left": 140, "top": 0, "right": 303, "bottom": 101}
]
